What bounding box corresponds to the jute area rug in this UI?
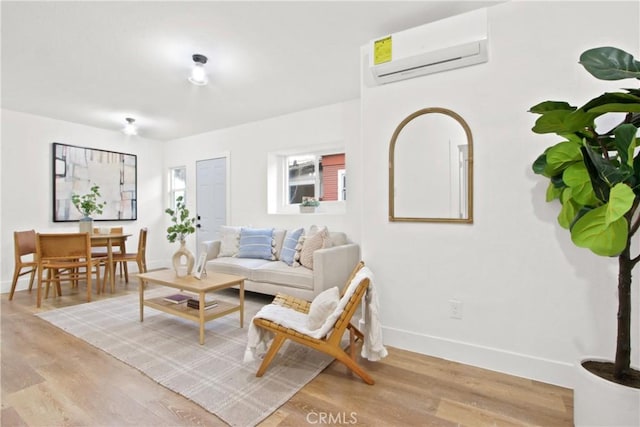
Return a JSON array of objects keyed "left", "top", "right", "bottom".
[{"left": 36, "top": 287, "right": 335, "bottom": 427}]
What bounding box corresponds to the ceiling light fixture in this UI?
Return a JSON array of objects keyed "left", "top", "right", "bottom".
[
  {"left": 188, "top": 53, "right": 209, "bottom": 86},
  {"left": 123, "top": 117, "right": 137, "bottom": 136}
]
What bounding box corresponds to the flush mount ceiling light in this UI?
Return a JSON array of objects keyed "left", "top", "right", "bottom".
[
  {"left": 122, "top": 117, "right": 137, "bottom": 136},
  {"left": 188, "top": 53, "right": 209, "bottom": 86}
]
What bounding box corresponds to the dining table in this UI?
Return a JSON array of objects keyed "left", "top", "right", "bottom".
[{"left": 90, "top": 232, "right": 131, "bottom": 293}]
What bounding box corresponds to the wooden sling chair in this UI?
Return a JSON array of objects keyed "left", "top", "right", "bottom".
[{"left": 252, "top": 261, "right": 374, "bottom": 385}]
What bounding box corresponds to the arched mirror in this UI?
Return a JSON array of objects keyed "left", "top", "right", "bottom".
[{"left": 389, "top": 107, "right": 473, "bottom": 223}]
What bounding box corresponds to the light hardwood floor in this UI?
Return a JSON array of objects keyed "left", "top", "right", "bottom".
[{"left": 1, "top": 278, "right": 573, "bottom": 426}]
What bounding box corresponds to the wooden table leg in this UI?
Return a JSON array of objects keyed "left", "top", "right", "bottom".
[
  {"left": 199, "top": 291, "right": 205, "bottom": 345},
  {"left": 139, "top": 277, "right": 144, "bottom": 322},
  {"left": 86, "top": 264, "right": 92, "bottom": 302},
  {"left": 36, "top": 267, "right": 43, "bottom": 308},
  {"left": 239, "top": 280, "right": 244, "bottom": 328},
  {"left": 106, "top": 238, "right": 115, "bottom": 293}
]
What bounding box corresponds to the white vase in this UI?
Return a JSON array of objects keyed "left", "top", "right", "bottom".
[
  {"left": 574, "top": 357, "right": 640, "bottom": 427},
  {"left": 172, "top": 240, "right": 195, "bottom": 277},
  {"left": 79, "top": 216, "right": 93, "bottom": 234},
  {"left": 300, "top": 205, "right": 316, "bottom": 213}
]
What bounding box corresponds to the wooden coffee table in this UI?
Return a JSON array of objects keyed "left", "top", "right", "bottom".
[{"left": 137, "top": 269, "right": 245, "bottom": 345}]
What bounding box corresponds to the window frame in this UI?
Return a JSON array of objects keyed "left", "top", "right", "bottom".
[
  {"left": 267, "top": 145, "right": 346, "bottom": 215},
  {"left": 168, "top": 166, "right": 187, "bottom": 211}
]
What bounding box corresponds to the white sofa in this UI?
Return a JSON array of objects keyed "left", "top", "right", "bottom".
[{"left": 199, "top": 228, "right": 360, "bottom": 300}]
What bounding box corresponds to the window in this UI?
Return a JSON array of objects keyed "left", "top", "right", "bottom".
[
  {"left": 286, "top": 153, "right": 346, "bottom": 204},
  {"left": 168, "top": 166, "right": 186, "bottom": 209},
  {"left": 267, "top": 146, "right": 346, "bottom": 214}
]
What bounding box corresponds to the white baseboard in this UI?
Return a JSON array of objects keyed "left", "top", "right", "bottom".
[
  {"left": 1, "top": 276, "right": 31, "bottom": 295},
  {"left": 383, "top": 325, "right": 575, "bottom": 389}
]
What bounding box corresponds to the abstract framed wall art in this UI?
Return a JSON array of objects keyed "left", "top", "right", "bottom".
[{"left": 52, "top": 143, "right": 137, "bottom": 222}]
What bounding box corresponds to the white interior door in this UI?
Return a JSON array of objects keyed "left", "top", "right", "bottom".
[{"left": 196, "top": 157, "right": 227, "bottom": 253}]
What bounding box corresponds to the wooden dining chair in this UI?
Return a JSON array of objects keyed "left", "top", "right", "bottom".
[
  {"left": 252, "top": 261, "right": 374, "bottom": 384},
  {"left": 92, "top": 226, "right": 126, "bottom": 277},
  {"left": 36, "top": 233, "right": 102, "bottom": 308},
  {"left": 104, "top": 228, "right": 148, "bottom": 291},
  {"left": 9, "top": 230, "right": 38, "bottom": 301}
]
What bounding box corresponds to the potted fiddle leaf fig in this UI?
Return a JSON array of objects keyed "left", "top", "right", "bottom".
[{"left": 529, "top": 46, "right": 640, "bottom": 425}]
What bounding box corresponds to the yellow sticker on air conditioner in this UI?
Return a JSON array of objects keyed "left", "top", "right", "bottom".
[{"left": 373, "top": 36, "right": 392, "bottom": 65}]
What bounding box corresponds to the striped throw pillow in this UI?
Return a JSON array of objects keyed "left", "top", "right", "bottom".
[
  {"left": 237, "top": 228, "right": 275, "bottom": 260},
  {"left": 279, "top": 228, "right": 304, "bottom": 266}
]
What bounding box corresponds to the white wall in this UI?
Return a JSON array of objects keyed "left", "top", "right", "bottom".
[
  {"left": 3, "top": 0, "right": 639, "bottom": 391},
  {"left": 162, "top": 99, "right": 362, "bottom": 259},
  {"left": 0, "top": 110, "right": 167, "bottom": 294},
  {"left": 360, "top": 1, "right": 640, "bottom": 388}
]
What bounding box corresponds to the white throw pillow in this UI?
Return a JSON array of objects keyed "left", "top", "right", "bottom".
[
  {"left": 306, "top": 286, "right": 340, "bottom": 330},
  {"left": 219, "top": 226, "right": 242, "bottom": 257},
  {"left": 272, "top": 229, "right": 287, "bottom": 259}
]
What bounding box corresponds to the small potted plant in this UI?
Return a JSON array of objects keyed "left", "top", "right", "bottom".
[
  {"left": 71, "top": 184, "right": 106, "bottom": 234},
  {"left": 165, "top": 195, "right": 196, "bottom": 276},
  {"left": 300, "top": 196, "right": 320, "bottom": 213}
]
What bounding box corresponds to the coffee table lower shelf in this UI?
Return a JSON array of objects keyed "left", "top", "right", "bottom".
[{"left": 143, "top": 297, "right": 241, "bottom": 324}]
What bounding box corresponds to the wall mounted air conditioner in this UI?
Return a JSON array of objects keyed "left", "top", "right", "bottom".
[{"left": 369, "top": 8, "right": 488, "bottom": 84}]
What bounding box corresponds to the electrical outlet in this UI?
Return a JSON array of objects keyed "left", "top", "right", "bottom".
[{"left": 449, "top": 299, "right": 463, "bottom": 319}]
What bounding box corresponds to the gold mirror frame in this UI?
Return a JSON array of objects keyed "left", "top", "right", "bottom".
[{"left": 389, "top": 107, "right": 474, "bottom": 223}]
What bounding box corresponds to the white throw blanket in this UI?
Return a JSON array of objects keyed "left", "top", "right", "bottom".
[
  {"left": 244, "top": 266, "right": 387, "bottom": 363},
  {"left": 358, "top": 272, "right": 388, "bottom": 361}
]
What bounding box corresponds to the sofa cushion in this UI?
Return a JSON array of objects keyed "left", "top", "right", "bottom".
[
  {"left": 252, "top": 261, "right": 314, "bottom": 290},
  {"left": 219, "top": 226, "right": 242, "bottom": 257},
  {"left": 299, "top": 226, "right": 330, "bottom": 269},
  {"left": 207, "top": 257, "right": 271, "bottom": 279},
  {"left": 329, "top": 231, "right": 348, "bottom": 247},
  {"left": 237, "top": 227, "right": 275, "bottom": 260},
  {"left": 279, "top": 228, "right": 304, "bottom": 266},
  {"left": 307, "top": 286, "right": 339, "bottom": 330}
]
